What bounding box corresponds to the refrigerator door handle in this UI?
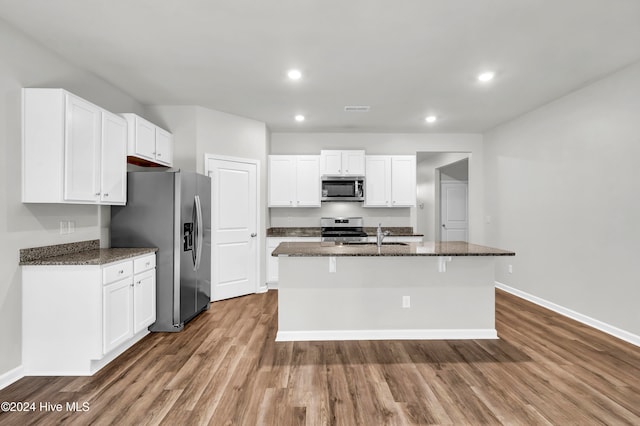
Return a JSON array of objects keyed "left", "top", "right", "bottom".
[{"left": 194, "top": 195, "right": 204, "bottom": 271}]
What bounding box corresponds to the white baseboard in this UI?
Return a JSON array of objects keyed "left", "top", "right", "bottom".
[
  {"left": 496, "top": 282, "right": 640, "bottom": 347},
  {"left": 256, "top": 284, "right": 268, "bottom": 294},
  {"left": 0, "top": 365, "right": 24, "bottom": 390},
  {"left": 275, "top": 329, "right": 498, "bottom": 342}
]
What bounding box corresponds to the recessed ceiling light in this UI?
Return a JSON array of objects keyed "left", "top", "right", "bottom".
[
  {"left": 287, "top": 69, "right": 302, "bottom": 80},
  {"left": 294, "top": 114, "right": 305, "bottom": 122},
  {"left": 477, "top": 71, "right": 495, "bottom": 82},
  {"left": 425, "top": 115, "right": 437, "bottom": 123}
]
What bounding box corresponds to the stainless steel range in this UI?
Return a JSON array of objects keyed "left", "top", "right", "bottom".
[{"left": 320, "top": 217, "right": 368, "bottom": 242}]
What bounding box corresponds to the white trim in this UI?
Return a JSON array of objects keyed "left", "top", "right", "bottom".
[
  {"left": 496, "top": 282, "right": 640, "bottom": 347},
  {"left": 275, "top": 329, "right": 498, "bottom": 342},
  {"left": 0, "top": 365, "right": 24, "bottom": 390},
  {"left": 204, "top": 154, "right": 262, "bottom": 299}
]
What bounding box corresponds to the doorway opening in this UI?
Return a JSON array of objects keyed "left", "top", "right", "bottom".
[{"left": 416, "top": 153, "right": 470, "bottom": 242}]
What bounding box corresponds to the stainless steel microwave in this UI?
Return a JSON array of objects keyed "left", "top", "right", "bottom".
[{"left": 321, "top": 176, "right": 364, "bottom": 201}]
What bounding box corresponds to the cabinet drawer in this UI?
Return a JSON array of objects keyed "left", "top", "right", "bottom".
[
  {"left": 134, "top": 255, "right": 156, "bottom": 274},
  {"left": 103, "top": 261, "right": 133, "bottom": 285}
]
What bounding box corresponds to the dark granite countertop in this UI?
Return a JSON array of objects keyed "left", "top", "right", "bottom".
[
  {"left": 19, "top": 239, "right": 157, "bottom": 266},
  {"left": 272, "top": 241, "right": 514, "bottom": 257},
  {"left": 266, "top": 227, "right": 423, "bottom": 238}
]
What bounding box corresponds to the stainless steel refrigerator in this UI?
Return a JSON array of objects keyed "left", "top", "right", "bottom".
[{"left": 110, "top": 170, "right": 211, "bottom": 332}]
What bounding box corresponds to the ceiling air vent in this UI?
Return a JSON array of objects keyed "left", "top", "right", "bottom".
[{"left": 344, "top": 105, "right": 370, "bottom": 112}]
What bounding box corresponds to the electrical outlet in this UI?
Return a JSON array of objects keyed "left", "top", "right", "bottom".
[
  {"left": 68, "top": 221, "right": 75, "bottom": 233},
  {"left": 59, "top": 221, "right": 68, "bottom": 235},
  {"left": 402, "top": 295, "right": 410, "bottom": 308},
  {"left": 508, "top": 264, "right": 513, "bottom": 274}
]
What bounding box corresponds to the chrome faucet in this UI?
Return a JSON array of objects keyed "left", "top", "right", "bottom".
[{"left": 376, "top": 223, "right": 390, "bottom": 248}]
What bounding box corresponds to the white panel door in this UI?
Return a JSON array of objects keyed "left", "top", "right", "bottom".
[
  {"left": 64, "top": 93, "right": 101, "bottom": 202},
  {"left": 209, "top": 158, "right": 258, "bottom": 301},
  {"left": 440, "top": 182, "right": 469, "bottom": 241}
]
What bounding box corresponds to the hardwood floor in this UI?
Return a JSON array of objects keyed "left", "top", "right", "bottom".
[{"left": 1, "top": 288, "right": 639, "bottom": 425}]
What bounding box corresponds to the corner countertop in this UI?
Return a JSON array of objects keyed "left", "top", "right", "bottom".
[
  {"left": 266, "top": 227, "right": 423, "bottom": 238},
  {"left": 271, "top": 241, "right": 514, "bottom": 257},
  {"left": 19, "top": 239, "right": 158, "bottom": 266}
]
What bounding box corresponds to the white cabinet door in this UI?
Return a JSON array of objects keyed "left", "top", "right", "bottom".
[
  {"left": 320, "top": 150, "right": 343, "bottom": 175},
  {"left": 101, "top": 111, "right": 127, "bottom": 204},
  {"left": 133, "top": 269, "right": 156, "bottom": 333},
  {"left": 364, "top": 156, "right": 391, "bottom": 207},
  {"left": 295, "top": 156, "right": 320, "bottom": 207},
  {"left": 268, "top": 156, "right": 295, "bottom": 206},
  {"left": 342, "top": 151, "right": 365, "bottom": 176},
  {"left": 103, "top": 278, "right": 134, "bottom": 354},
  {"left": 64, "top": 93, "right": 101, "bottom": 202},
  {"left": 133, "top": 116, "right": 156, "bottom": 161},
  {"left": 320, "top": 150, "right": 365, "bottom": 176},
  {"left": 155, "top": 127, "right": 173, "bottom": 166},
  {"left": 390, "top": 156, "right": 416, "bottom": 207}
]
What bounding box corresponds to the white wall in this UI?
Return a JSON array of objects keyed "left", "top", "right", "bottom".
[
  {"left": 484, "top": 61, "right": 640, "bottom": 336},
  {"left": 270, "top": 133, "right": 484, "bottom": 240},
  {"left": 144, "top": 105, "right": 198, "bottom": 172},
  {"left": 0, "top": 19, "right": 144, "bottom": 378}
]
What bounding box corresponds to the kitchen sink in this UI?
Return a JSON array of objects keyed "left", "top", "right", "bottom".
[{"left": 342, "top": 242, "right": 408, "bottom": 246}]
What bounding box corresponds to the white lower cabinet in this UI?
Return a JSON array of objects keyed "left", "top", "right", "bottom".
[
  {"left": 103, "top": 255, "right": 156, "bottom": 353},
  {"left": 266, "top": 237, "right": 320, "bottom": 286},
  {"left": 22, "top": 253, "right": 156, "bottom": 376}
]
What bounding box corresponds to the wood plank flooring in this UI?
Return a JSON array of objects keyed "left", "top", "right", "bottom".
[{"left": 1, "top": 288, "right": 639, "bottom": 425}]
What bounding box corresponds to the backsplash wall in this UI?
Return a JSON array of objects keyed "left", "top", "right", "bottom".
[{"left": 270, "top": 205, "right": 411, "bottom": 228}]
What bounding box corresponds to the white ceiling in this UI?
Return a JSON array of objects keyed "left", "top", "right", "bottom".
[{"left": 1, "top": 0, "right": 640, "bottom": 133}]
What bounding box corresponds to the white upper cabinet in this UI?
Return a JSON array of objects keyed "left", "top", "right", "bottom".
[
  {"left": 364, "top": 155, "right": 416, "bottom": 207},
  {"left": 22, "top": 88, "right": 127, "bottom": 205},
  {"left": 320, "top": 150, "right": 365, "bottom": 176},
  {"left": 268, "top": 155, "right": 320, "bottom": 207},
  {"left": 122, "top": 113, "right": 173, "bottom": 167}
]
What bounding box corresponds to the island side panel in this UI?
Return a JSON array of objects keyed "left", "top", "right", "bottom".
[{"left": 276, "top": 256, "right": 497, "bottom": 341}]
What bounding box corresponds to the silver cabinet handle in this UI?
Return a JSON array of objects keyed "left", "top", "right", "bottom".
[
  {"left": 118, "top": 270, "right": 124, "bottom": 274},
  {"left": 95, "top": 192, "right": 101, "bottom": 196},
  {"left": 157, "top": 153, "right": 162, "bottom": 157},
  {"left": 104, "top": 193, "right": 109, "bottom": 197},
  {"left": 250, "top": 233, "right": 257, "bottom": 238}
]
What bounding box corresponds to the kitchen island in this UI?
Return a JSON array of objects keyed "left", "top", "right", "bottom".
[{"left": 272, "top": 241, "right": 514, "bottom": 341}]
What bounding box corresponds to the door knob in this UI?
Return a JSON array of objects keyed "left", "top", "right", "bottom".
[{"left": 442, "top": 224, "right": 446, "bottom": 228}]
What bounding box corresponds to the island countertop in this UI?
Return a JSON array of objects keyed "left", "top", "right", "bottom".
[{"left": 272, "top": 241, "right": 514, "bottom": 257}]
